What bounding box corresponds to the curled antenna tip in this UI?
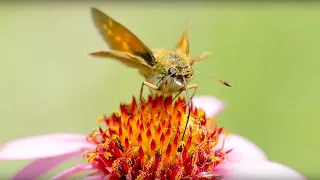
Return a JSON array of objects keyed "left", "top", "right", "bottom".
[{"left": 223, "top": 81, "right": 232, "bottom": 87}]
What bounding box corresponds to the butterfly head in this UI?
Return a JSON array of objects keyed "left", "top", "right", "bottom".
[
  {"left": 150, "top": 49, "right": 193, "bottom": 90},
  {"left": 167, "top": 65, "right": 193, "bottom": 87}
]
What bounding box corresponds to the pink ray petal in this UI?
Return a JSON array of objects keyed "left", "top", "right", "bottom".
[
  {"left": 215, "top": 134, "right": 267, "bottom": 163},
  {"left": 51, "top": 163, "right": 95, "bottom": 180},
  {"left": 214, "top": 161, "right": 305, "bottom": 180},
  {"left": 24, "top": 133, "right": 89, "bottom": 141},
  {"left": 12, "top": 152, "right": 81, "bottom": 180},
  {"left": 0, "top": 133, "right": 95, "bottom": 160},
  {"left": 192, "top": 96, "right": 224, "bottom": 118},
  {"left": 81, "top": 175, "right": 104, "bottom": 180}
]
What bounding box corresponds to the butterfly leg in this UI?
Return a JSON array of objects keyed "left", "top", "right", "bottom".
[
  {"left": 184, "top": 84, "right": 198, "bottom": 107},
  {"left": 188, "top": 84, "right": 198, "bottom": 101},
  {"left": 140, "top": 81, "right": 159, "bottom": 103},
  {"left": 172, "top": 84, "right": 198, "bottom": 104},
  {"left": 181, "top": 84, "right": 198, "bottom": 141},
  {"left": 173, "top": 91, "right": 184, "bottom": 102}
]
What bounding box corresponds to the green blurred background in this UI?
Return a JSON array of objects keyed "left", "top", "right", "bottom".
[{"left": 1, "top": 2, "right": 319, "bottom": 178}]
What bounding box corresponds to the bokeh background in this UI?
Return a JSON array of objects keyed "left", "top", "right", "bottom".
[{"left": 1, "top": 2, "right": 319, "bottom": 178}]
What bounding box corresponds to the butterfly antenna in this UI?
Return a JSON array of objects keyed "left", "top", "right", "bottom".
[
  {"left": 181, "top": 77, "right": 191, "bottom": 141},
  {"left": 188, "top": 9, "right": 198, "bottom": 29},
  {"left": 195, "top": 70, "right": 232, "bottom": 87},
  {"left": 184, "top": 14, "right": 196, "bottom": 38},
  {"left": 187, "top": 15, "right": 194, "bottom": 31}
]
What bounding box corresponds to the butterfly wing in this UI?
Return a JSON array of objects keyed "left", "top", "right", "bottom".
[
  {"left": 175, "top": 23, "right": 212, "bottom": 66},
  {"left": 176, "top": 28, "right": 190, "bottom": 55},
  {"left": 90, "top": 50, "right": 151, "bottom": 72},
  {"left": 90, "top": 7, "right": 156, "bottom": 67}
]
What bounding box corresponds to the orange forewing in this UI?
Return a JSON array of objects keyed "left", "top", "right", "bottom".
[
  {"left": 91, "top": 7, "right": 156, "bottom": 66},
  {"left": 176, "top": 28, "right": 189, "bottom": 55}
]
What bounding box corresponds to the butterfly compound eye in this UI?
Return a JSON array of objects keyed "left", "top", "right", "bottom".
[{"left": 168, "top": 67, "right": 176, "bottom": 75}]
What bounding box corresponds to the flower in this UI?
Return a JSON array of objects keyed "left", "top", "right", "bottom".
[
  {"left": 85, "top": 95, "right": 227, "bottom": 179},
  {"left": 0, "top": 95, "right": 305, "bottom": 180}
]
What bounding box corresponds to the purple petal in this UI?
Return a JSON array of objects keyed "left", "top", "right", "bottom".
[
  {"left": 51, "top": 163, "right": 95, "bottom": 180},
  {"left": 192, "top": 96, "right": 224, "bottom": 118},
  {"left": 12, "top": 152, "right": 81, "bottom": 180},
  {"left": 215, "top": 134, "right": 267, "bottom": 163},
  {"left": 214, "top": 161, "right": 306, "bottom": 180},
  {"left": 0, "top": 133, "right": 95, "bottom": 160}
]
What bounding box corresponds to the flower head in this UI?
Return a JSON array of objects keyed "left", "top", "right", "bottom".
[
  {"left": 85, "top": 95, "right": 228, "bottom": 179},
  {"left": 0, "top": 95, "right": 305, "bottom": 180}
]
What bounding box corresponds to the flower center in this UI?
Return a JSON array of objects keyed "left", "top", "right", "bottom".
[{"left": 85, "top": 95, "right": 228, "bottom": 179}]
